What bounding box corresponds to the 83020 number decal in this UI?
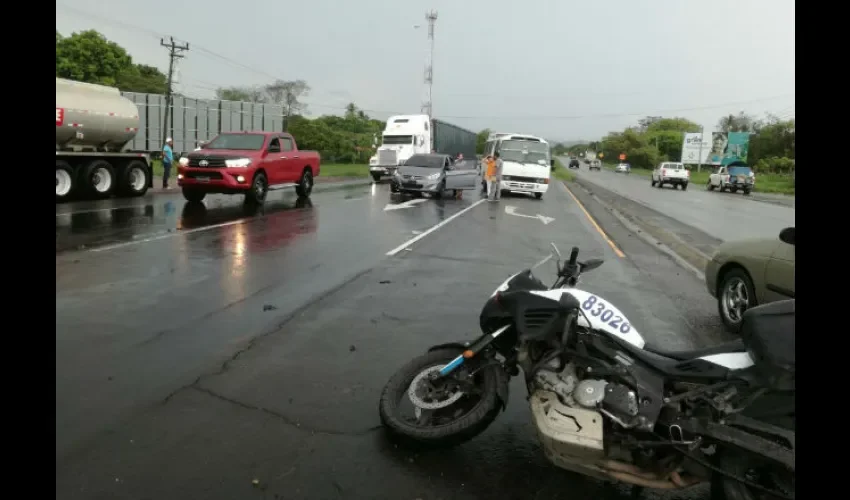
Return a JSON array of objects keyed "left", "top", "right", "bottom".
[{"left": 581, "top": 295, "right": 632, "bottom": 334}]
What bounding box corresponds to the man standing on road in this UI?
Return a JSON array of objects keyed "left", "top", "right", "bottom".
[
  {"left": 486, "top": 152, "right": 503, "bottom": 201},
  {"left": 162, "top": 138, "right": 174, "bottom": 189}
]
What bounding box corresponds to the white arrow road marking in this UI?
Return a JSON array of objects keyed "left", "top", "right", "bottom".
[
  {"left": 504, "top": 205, "right": 555, "bottom": 225},
  {"left": 384, "top": 198, "right": 428, "bottom": 211}
]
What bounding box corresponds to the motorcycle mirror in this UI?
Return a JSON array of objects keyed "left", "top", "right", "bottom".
[
  {"left": 550, "top": 242, "right": 562, "bottom": 260},
  {"left": 580, "top": 258, "right": 604, "bottom": 272}
]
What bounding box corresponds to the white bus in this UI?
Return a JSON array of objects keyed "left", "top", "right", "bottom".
[{"left": 481, "top": 133, "right": 553, "bottom": 200}]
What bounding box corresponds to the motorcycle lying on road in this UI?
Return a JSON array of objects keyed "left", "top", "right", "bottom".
[{"left": 378, "top": 244, "right": 794, "bottom": 499}]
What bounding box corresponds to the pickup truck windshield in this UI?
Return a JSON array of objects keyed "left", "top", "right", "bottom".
[
  {"left": 499, "top": 140, "right": 550, "bottom": 164},
  {"left": 206, "top": 134, "right": 266, "bottom": 150},
  {"left": 382, "top": 135, "right": 414, "bottom": 145}
]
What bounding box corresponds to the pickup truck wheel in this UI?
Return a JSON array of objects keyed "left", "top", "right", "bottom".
[
  {"left": 656, "top": 180, "right": 664, "bottom": 189},
  {"left": 708, "top": 182, "right": 715, "bottom": 191},
  {"left": 730, "top": 187, "right": 738, "bottom": 193},
  {"left": 743, "top": 188, "right": 751, "bottom": 195},
  {"left": 182, "top": 188, "right": 206, "bottom": 203},
  {"left": 295, "top": 169, "right": 313, "bottom": 197},
  {"left": 650, "top": 179, "right": 657, "bottom": 187},
  {"left": 80, "top": 159, "right": 116, "bottom": 199},
  {"left": 371, "top": 173, "right": 382, "bottom": 182},
  {"left": 56, "top": 160, "right": 75, "bottom": 202},
  {"left": 534, "top": 193, "right": 543, "bottom": 200},
  {"left": 681, "top": 183, "right": 688, "bottom": 191},
  {"left": 245, "top": 172, "right": 268, "bottom": 205}
]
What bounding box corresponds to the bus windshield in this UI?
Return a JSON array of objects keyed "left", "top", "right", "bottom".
[{"left": 498, "top": 140, "right": 550, "bottom": 164}]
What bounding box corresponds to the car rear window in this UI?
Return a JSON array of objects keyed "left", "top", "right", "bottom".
[{"left": 662, "top": 163, "right": 684, "bottom": 170}]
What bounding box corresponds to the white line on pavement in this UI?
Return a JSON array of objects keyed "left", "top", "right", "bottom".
[{"left": 385, "top": 198, "right": 487, "bottom": 257}]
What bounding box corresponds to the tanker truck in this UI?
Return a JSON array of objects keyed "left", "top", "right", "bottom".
[{"left": 56, "top": 77, "right": 153, "bottom": 202}]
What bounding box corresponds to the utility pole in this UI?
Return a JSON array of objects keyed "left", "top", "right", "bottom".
[
  {"left": 160, "top": 37, "right": 190, "bottom": 150},
  {"left": 696, "top": 126, "right": 705, "bottom": 173},
  {"left": 420, "top": 10, "right": 438, "bottom": 118}
]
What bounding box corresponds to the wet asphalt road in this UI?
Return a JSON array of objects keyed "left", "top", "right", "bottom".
[
  {"left": 57, "top": 180, "right": 730, "bottom": 500},
  {"left": 562, "top": 159, "right": 796, "bottom": 242}
]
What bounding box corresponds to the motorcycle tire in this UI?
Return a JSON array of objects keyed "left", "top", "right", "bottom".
[{"left": 378, "top": 347, "right": 503, "bottom": 449}]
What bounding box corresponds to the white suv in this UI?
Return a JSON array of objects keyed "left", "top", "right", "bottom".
[{"left": 651, "top": 162, "right": 690, "bottom": 190}]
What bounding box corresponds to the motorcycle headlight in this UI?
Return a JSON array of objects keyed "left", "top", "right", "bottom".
[
  {"left": 427, "top": 172, "right": 440, "bottom": 180},
  {"left": 225, "top": 158, "right": 252, "bottom": 168}
]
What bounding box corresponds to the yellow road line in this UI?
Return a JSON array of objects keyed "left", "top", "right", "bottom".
[{"left": 563, "top": 184, "right": 626, "bottom": 259}]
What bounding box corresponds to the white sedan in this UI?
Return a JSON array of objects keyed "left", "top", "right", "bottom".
[{"left": 614, "top": 163, "right": 631, "bottom": 174}]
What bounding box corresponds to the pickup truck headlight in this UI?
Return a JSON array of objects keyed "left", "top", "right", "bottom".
[
  {"left": 225, "top": 158, "right": 252, "bottom": 168},
  {"left": 427, "top": 172, "right": 440, "bottom": 180},
  {"left": 178, "top": 157, "right": 189, "bottom": 167}
]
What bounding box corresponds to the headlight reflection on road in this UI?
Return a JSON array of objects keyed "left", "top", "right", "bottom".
[
  {"left": 371, "top": 182, "right": 377, "bottom": 196},
  {"left": 222, "top": 224, "right": 248, "bottom": 304}
]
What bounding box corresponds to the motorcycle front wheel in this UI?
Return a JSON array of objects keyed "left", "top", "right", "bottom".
[{"left": 378, "top": 347, "right": 503, "bottom": 448}]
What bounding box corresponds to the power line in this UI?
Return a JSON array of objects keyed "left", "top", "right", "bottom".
[{"left": 57, "top": 3, "right": 795, "bottom": 121}]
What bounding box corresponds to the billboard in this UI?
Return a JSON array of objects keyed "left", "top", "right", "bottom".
[
  {"left": 683, "top": 132, "right": 752, "bottom": 166},
  {"left": 681, "top": 133, "right": 712, "bottom": 164},
  {"left": 720, "top": 132, "right": 750, "bottom": 166}
]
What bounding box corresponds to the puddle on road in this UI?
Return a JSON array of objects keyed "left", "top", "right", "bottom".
[{"left": 56, "top": 195, "right": 317, "bottom": 254}]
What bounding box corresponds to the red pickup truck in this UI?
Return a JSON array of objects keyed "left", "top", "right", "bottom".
[{"left": 177, "top": 131, "right": 320, "bottom": 204}]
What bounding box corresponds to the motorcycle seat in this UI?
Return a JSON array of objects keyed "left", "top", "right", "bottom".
[{"left": 643, "top": 339, "right": 746, "bottom": 361}]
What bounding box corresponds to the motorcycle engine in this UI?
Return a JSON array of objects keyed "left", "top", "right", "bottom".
[{"left": 534, "top": 360, "right": 639, "bottom": 425}]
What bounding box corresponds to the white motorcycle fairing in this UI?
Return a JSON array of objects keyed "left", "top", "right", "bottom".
[
  {"left": 530, "top": 288, "right": 646, "bottom": 349},
  {"left": 529, "top": 288, "right": 756, "bottom": 370}
]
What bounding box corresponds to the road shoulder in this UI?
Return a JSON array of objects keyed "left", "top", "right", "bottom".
[{"left": 563, "top": 177, "right": 722, "bottom": 278}]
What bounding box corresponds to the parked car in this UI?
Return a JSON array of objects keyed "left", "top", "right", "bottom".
[
  {"left": 178, "top": 131, "right": 320, "bottom": 204},
  {"left": 651, "top": 162, "right": 689, "bottom": 190},
  {"left": 390, "top": 153, "right": 477, "bottom": 198},
  {"left": 707, "top": 162, "right": 755, "bottom": 195},
  {"left": 614, "top": 163, "right": 630, "bottom": 174},
  {"left": 705, "top": 227, "right": 795, "bottom": 333}
]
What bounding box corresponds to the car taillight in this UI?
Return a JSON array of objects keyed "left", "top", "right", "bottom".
[
  {"left": 662, "top": 169, "right": 666, "bottom": 176},
  {"left": 686, "top": 169, "right": 690, "bottom": 177}
]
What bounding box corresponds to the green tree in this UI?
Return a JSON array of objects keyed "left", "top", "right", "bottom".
[
  {"left": 749, "top": 117, "right": 795, "bottom": 166},
  {"left": 476, "top": 128, "right": 492, "bottom": 154},
  {"left": 265, "top": 79, "right": 310, "bottom": 117},
  {"left": 717, "top": 112, "right": 757, "bottom": 133},
  {"left": 215, "top": 86, "right": 266, "bottom": 102},
  {"left": 116, "top": 64, "right": 168, "bottom": 94},
  {"left": 56, "top": 30, "right": 133, "bottom": 87}
]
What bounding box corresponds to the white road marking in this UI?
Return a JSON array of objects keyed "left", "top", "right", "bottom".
[
  {"left": 89, "top": 218, "right": 251, "bottom": 253},
  {"left": 384, "top": 198, "right": 428, "bottom": 211},
  {"left": 504, "top": 205, "right": 555, "bottom": 225},
  {"left": 385, "top": 199, "right": 487, "bottom": 256}
]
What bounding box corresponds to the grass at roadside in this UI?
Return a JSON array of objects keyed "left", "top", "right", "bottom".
[
  {"left": 601, "top": 163, "right": 794, "bottom": 195},
  {"left": 151, "top": 160, "right": 370, "bottom": 178},
  {"left": 552, "top": 158, "right": 576, "bottom": 182}
]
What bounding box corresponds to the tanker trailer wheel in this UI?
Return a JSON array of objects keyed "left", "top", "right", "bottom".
[
  {"left": 118, "top": 160, "right": 150, "bottom": 197},
  {"left": 79, "top": 159, "right": 116, "bottom": 199},
  {"left": 56, "top": 160, "right": 75, "bottom": 202}
]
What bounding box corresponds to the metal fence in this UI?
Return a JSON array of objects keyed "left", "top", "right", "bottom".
[{"left": 121, "top": 92, "right": 287, "bottom": 155}]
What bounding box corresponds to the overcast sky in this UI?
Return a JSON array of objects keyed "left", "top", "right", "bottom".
[{"left": 56, "top": 0, "right": 795, "bottom": 141}]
